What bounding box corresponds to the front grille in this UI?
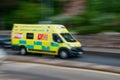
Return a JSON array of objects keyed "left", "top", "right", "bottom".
[{"left": 71, "top": 47, "right": 83, "bottom": 52}]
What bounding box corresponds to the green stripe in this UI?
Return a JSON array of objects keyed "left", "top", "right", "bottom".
[
  {"left": 51, "top": 42, "right": 59, "bottom": 47},
  {"left": 27, "top": 45, "right": 34, "bottom": 49},
  {"left": 20, "top": 40, "right": 26, "bottom": 44},
  {"left": 34, "top": 41, "right": 42, "bottom": 45},
  {"left": 42, "top": 46, "right": 50, "bottom": 51}
]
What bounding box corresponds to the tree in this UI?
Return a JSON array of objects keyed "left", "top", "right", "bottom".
[
  {"left": 0, "top": 0, "right": 18, "bottom": 16},
  {"left": 88, "top": 0, "right": 120, "bottom": 13}
]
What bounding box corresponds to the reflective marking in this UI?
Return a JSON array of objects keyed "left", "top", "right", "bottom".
[
  {"left": 27, "top": 45, "right": 34, "bottom": 49},
  {"left": 34, "top": 41, "right": 42, "bottom": 45},
  {"left": 42, "top": 46, "right": 50, "bottom": 51},
  {"left": 19, "top": 40, "right": 26, "bottom": 44},
  {"left": 51, "top": 42, "right": 59, "bottom": 47}
]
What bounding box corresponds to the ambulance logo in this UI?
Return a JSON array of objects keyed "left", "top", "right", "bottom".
[
  {"left": 38, "top": 34, "right": 48, "bottom": 40},
  {"left": 38, "top": 34, "right": 44, "bottom": 40}
]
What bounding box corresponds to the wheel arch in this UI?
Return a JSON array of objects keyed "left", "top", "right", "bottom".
[
  {"left": 58, "top": 47, "right": 70, "bottom": 54},
  {"left": 20, "top": 45, "right": 26, "bottom": 49},
  {"left": 19, "top": 45, "right": 27, "bottom": 55}
]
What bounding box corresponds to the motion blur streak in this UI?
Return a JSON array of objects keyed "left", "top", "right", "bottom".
[{"left": 0, "top": 48, "right": 7, "bottom": 64}]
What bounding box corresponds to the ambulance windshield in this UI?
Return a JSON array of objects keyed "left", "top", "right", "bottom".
[{"left": 61, "top": 33, "right": 76, "bottom": 42}]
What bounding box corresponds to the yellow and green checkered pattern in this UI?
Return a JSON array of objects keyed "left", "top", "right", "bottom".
[{"left": 12, "top": 39, "right": 59, "bottom": 52}]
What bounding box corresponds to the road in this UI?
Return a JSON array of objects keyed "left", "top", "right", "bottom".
[
  {"left": 0, "top": 61, "right": 120, "bottom": 80},
  {"left": 4, "top": 49, "right": 120, "bottom": 67}
]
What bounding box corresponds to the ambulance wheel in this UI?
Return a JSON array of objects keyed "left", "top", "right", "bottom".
[
  {"left": 59, "top": 49, "right": 69, "bottom": 59},
  {"left": 20, "top": 47, "right": 27, "bottom": 55}
]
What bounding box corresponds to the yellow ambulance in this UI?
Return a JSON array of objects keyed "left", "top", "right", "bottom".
[{"left": 11, "top": 24, "right": 83, "bottom": 59}]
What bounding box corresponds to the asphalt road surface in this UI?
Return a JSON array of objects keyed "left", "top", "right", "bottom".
[
  {"left": 0, "top": 61, "right": 120, "bottom": 80},
  {"left": 4, "top": 49, "right": 120, "bottom": 67}
]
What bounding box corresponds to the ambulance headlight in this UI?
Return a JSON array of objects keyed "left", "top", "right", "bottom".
[{"left": 68, "top": 44, "right": 75, "bottom": 47}]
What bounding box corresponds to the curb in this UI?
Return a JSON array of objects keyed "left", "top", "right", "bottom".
[
  {"left": 5, "top": 55, "right": 120, "bottom": 74},
  {"left": 84, "top": 48, "right": 120, "bottom": 58}
]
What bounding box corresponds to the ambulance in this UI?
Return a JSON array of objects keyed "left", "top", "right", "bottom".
[{"left": 11, "top": 24, "right": 83, "bottom": 59}]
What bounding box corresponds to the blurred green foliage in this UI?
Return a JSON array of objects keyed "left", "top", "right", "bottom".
[
  {"left": 0, "top": 0, "right": 64, "bottom": 29},
  {"left": 65, "top": 0, "right": 120, "bottom": 34},
  {"left": 4, "top": 1, "right": 53, "bottom": 29},
  {"left": 0, "top": 0, "right": 18, "bottom": 16},
  {"left": 1, "top": 0, "right": 120, "bottom": 34},
  {"left": 88, "top": 0, "right": 120, "bottom": 13},
  {"left": 5, "top": 2, "right": 51, "bottom": 26}
]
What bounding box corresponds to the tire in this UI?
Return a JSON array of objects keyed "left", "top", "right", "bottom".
[
  {"left": 59, "top": 49, "right": 69, "bottom": 59},
  {"left": 20, "top": 47, "right": 27, "bottom": 55}
]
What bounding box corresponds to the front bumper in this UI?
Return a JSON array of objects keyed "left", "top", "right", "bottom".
[{"left": 69, "top": 47, "right": 84, "bottom": 56}]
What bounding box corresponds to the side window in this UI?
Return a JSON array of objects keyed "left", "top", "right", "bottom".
[
  {"left": 53, "top": 34, "right": 63, "bottom": 43},
  {"left": 26, "top": 33, "right": 34, "bottom": 39}
]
